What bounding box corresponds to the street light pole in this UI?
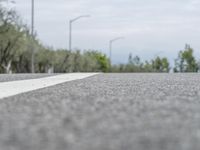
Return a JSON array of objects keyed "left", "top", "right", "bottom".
[
  {"left": 69, "top": 20, "right": 72, "bottom": 52},
  {"left": 31, "top": 0, "right": 35, "bottom": 73},
  {"left": 69, "top": 15, "right": 90, "bottom": 51},
  {"left": 109, "top": 37, "right": 124, "bottom": 65}
]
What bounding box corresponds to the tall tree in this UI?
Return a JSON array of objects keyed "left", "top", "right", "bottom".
[
  {"left": 151, "top": 57, "right": 170, "bottom": 72},
  {"left": 0, "top": 7, "right": 24, "bottom": 73},
  {"left": 174, "top": 44, "right": 198, "bottom": 72}
]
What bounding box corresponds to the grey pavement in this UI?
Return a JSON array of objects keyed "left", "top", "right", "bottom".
[{"left": 0, "top": 73, "right": 200, "bottom": 150}]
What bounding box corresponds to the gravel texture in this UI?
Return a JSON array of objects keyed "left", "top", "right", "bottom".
[
  {"left": 0, "top": 74, "right": 59, "bottom": 82},
  {"left": 0, "top": 73, "right": 200, "bottom": 150}
]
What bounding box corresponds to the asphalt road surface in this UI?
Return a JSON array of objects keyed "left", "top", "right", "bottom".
[{"left": 0, "top": 73, "right": 200, "bottom": 150}]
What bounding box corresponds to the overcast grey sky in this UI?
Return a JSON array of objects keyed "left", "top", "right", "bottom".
[{"left": 13, "top": 0, "right": 200, "bottom": 64}]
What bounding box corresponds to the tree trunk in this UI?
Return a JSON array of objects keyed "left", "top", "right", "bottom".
[{"left": 3, "top": 60, "right": 12, "bottom": 74}]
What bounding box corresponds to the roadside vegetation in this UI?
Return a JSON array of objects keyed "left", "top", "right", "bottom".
[
  {"left": 0, "top": 2, "right": 110, "bottom": 73},
  {"left": 0, "top": 1, "right": 200, "bottom": 73}
]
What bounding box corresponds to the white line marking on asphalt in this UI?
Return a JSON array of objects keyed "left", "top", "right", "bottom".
[{"left": 0, "top": 73, "right": 99, "bottom": 99}]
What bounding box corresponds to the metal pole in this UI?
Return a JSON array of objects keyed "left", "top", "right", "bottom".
[
  {"left": 109, "top": 37, "right": 124, "bottom": 66},
  {"left": 68, "top": 15, "right": 90, "bottom": 51},
  {"left": 31, "top": 0, "right": 35, "bottom": 73},
  {"left": 69, "top": 20, "right": 72, "bottom": 51},
  {"left": 109, "top": 41, "right": 112, "bottom": 66}
]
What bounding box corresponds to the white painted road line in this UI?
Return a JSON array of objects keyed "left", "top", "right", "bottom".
[{"left": 0, "top": 73, "right": 99, "bottom": 99}]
